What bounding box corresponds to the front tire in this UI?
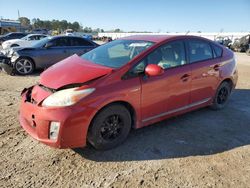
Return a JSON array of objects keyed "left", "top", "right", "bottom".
[
  {"left": 211, "top": 82, "right": 231, "bottom": 110},
  {"left": 14, "top": 57, "right": 35, "bottom": 75},
  {"left": 246, "top": 49, "right": 250, "bottom": 56},
  {"left": 87, "top": 104, "right": 131, "bottom": 150}
]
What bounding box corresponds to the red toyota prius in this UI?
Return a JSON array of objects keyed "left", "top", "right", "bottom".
[{"left": 19, "top": 35, "right": 238, "bottom": 150}]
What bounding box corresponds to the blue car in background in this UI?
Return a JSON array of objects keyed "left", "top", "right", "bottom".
[
  {"left": 83, "top": 34, "right": 93, "bottom": 40},
  {"left": 4, "top": 36, "right": 98, "bottom": 75}
]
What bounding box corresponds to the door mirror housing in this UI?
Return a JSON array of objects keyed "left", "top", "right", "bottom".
[
  {"left": 44, "top": 42, "right": 53, "bottom": 48},
  {"left": 145, "top": 64, "right": 164, "bottom": 76}
]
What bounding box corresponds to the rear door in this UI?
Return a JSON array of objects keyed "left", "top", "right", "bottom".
[
  {"left": 139, "top": 40, "right": 191, "bottom": 124},
  {"left": 68, "top": 37, "right": 95, "bottom": 56},
  {"left": 187, "top": 39, "right": 221, "bottom": 104}
]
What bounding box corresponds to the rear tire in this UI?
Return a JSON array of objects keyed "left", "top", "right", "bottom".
[
  {"left": 87, "top": 104, "right": 131, "bottom": 150},
  {"left": 211, "top": 82, "right": 231, "bottom": 110}
]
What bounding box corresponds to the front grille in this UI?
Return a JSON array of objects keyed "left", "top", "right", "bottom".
[
  {"left": 23, "top": 86, "right": 37, "bottom": 104},
  {"left": 25, "top": 88, "right": 32, "bottom": 103}
]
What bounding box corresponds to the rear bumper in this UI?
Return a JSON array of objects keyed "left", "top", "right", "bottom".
[{"left": 19, "top": 92, "right": 97, "bottom": 149}]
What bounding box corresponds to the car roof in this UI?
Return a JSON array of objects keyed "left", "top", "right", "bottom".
[
  {"left": 48, "top": 35, "right": 97, "bottom": 45},
  {"left": 51, "top": 35, "right": 91, "bottom": 40},
  {"left": 7, "top": 32, "right": 25, "bottom": 35},
  {"left": 26, "top": 33, "right": 46, "bottom": 37},
  {"left": 120, "top": 35, "right": 210, "bottom": 43}
]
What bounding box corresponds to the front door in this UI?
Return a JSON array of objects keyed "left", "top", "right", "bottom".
[
  {"left": 36, "top": 37, "right": 70, "bottom": 68},
  {"left": 139, "top": 40, "right": 191, "bottom": 125}
]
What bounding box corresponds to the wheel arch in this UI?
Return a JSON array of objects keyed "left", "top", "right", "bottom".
[
  {"left": 89, "top": 100, "right": 137, "bottom": 131},
  {"left": 10, "top": 43, "right": 20, "bottom": 47}
]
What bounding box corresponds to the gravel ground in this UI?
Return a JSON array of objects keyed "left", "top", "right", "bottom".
[{"left": 0, "top": 52, "right": 249, "bottom": 188}]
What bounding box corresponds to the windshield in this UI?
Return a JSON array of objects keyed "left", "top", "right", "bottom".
[
  {"left": 81, "top": 39, "right": 154, "bottom": 68},
  {"left": 32, "top": 36, "right": 51, "bottom": 48},
  {"left": 21, "top": 35, "right": 30, "bottom": 40}
]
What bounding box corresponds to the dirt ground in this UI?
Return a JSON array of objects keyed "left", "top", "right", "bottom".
[{"left": 0, "top": 53, "right": 249, "bottom": 188}]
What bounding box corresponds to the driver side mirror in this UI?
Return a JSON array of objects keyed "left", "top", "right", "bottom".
[
  {"left": 44, "top": 42, "right": 53, "bottom": 48},
  {"left": 145, "top": 64, "right": 164, "bottom": 76}
]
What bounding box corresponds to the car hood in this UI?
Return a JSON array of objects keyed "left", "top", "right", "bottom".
[
  {"left": 4, "top": 46, "right": 34, "bottom": 57},
  {"left": 15, "top": 47, "right": 36, "bottom": 51},
  {"left": 2, "top": 39, "right": 22, "bottom": 44},
  {"left": 40, "top": 54, "right": 113, "bottom": 89}
]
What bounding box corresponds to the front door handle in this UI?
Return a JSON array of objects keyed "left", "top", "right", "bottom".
[{"left": 180, "top": 74, "right": 190, "bottom": 82}]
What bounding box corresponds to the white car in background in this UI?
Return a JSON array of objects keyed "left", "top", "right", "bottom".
[
  {"left": 65, "top": 29, "right": 75, "bottom": 36},
  {"left": 1, "top": 34, "right": 48, "bottom": 49}
]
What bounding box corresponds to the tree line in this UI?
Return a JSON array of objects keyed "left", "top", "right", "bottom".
[{"left": 18, "top": 17, "right": 105, "bottom": 33}]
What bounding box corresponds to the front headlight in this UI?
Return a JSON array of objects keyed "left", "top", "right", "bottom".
[
  {"left": 7, "top": 49, "right": 15, "bottom": 57},
  {"left": 0, "top": 49, "right": 8, "bottom": 56},
  {"left": 42, "top": 87, "right": 95, "bottom": 107}
]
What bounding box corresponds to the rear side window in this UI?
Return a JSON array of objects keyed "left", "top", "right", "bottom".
[
  {"left": 188, "top": 40, "right": 213, "bottom": 63},
  {"left": 70, "top": 38, "right": 93, "bottom": 46},
  {"left": 211, "top": 44, "right": 223, "bottom": 58}
]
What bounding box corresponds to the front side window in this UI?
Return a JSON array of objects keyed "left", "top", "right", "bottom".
[
  {"left": 51, "top": 38, "right": 70, "bottom": 47},
  {"left": 152, "top": 41, "right": 186, "bottom": 69},
  {"left": 81, "top": 40, "right": 154, "bottom": 68},
  {"left": 28, "top": 35, "right": 36, "bottom": 40},
  {"left": 188, "top": 40, "right": 213, "bottom": 63},
  {"left": 130, "top": 40, "right": 186, "bottom": 76}
]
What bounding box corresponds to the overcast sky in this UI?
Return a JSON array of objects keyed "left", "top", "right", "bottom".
[{"left": 0, "top": 0, "right": 249, "bottom": 32}]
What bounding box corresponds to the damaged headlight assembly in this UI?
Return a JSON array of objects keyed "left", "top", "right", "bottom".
[{"left": 42, "top": 87, "right": 95, "bottom": 107}]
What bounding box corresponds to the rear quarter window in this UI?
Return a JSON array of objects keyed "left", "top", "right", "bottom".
[{"left": 211, "top": 43, "right": 223, "bottom": 58}]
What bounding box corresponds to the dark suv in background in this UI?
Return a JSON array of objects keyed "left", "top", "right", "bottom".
[{"left": 230, "top": 34, "right": 250, "bottom": 55}]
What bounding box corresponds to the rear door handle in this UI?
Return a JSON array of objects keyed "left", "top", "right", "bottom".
[
  {"left": 212, "top": 64, "right": 220, "bottom": 71},
  {"left": 180, "top": 74, "right": 190, "bottom": 82}
]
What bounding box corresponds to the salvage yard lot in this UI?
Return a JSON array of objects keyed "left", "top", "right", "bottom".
[{"left": 0, "top": 53, "right": 249, "bottom": 188}]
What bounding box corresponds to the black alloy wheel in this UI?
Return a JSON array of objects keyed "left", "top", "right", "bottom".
[
  {"left": 100, "top": 114, "right": 124, "bottom": 141},
  {"left": 211, "top": 81, "right": 231, "bottom": 110},
  {"left": 88, "top": 104, "right": 131, "bottom": 150}
]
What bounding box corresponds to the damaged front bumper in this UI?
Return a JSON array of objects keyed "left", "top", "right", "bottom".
[
  {"left": 19, "top": 85, "right": 97, "bottom": 148},
  {"left": 0, "top": 55, "right": 14, "bottom": 75}
]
